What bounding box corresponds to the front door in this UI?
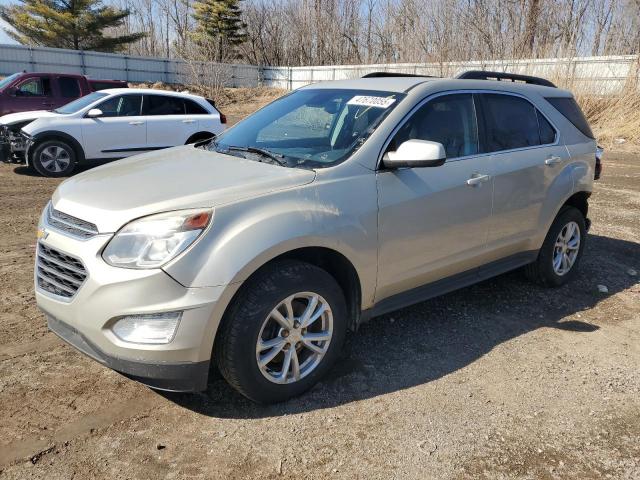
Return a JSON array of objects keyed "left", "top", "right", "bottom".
[
  {"left": 376, "top": 93, "right": 494, "bottom": 302},
  {"left": 81, "top": 94, "right": 146, "bottom": 159},
  {"left": 12, "top": 76, "right": 54, "bottom": 112}
]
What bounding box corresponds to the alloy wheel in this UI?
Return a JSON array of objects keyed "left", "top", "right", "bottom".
[
  {"left": 256, "top": 292, "right": 333, "bottom": 384},
  {"left": 40, "top": 146, "right": 71, "bottom": 173},
  {"left": 552, "top": 220, "right": 581, "bottom": 275}
]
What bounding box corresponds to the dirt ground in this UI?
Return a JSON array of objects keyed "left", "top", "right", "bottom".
[{"left": 0, "top": 105, "right": 638, "bottom": 478}]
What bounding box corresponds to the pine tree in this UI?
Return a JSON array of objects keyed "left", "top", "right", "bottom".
[
  {"left": 0, "top": 0, "right": 145, "bottom": 52},
  {"left": 191, "top": 0, "right": 247, "bottom": 61}
]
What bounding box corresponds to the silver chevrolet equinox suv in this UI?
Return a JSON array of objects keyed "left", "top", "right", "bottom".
[{"left": 35, "top": 71, "right": 600, "bottom": 403}]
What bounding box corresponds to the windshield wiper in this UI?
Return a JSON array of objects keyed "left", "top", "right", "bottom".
[{"left": 226, "top": 145, "right": 287, "bottom": 167}]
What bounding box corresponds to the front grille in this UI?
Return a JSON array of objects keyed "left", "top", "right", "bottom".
[
  {"left": 36, "top": 243, "right": 87, "bottom": 299},
  {"left": 46, "top": 205, "right": 98, "bottom": 239}
]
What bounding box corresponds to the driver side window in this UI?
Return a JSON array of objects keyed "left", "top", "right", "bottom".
[
  {"left": 391, "top": 93, "right": 479, "bottom": 159},
  {"left": 96, "top": 95, "right": 143, "bottom": 117},
  {"left": 17, "top": 77, "right": 52, "bottom": 97}
]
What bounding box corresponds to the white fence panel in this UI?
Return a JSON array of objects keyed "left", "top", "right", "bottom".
[
  {"left": 262, "top": 55, "right": 639, "bottom": 93},
  {"left": 0, "top": 44, "right": 637, "bottom": 93}
]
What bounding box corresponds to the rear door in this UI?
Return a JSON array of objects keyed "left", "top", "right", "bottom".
[
  {"left": 185, "top": 98, "right": 221, "bottom": 139},
  {"left": 53, "top": 76, "right": 83, "bottom": 109},
  {"left": 12, "top": 75, "right": 54, "bottom": 111},
  {"left": 376, "top": 93, "right": 495, "bottom": 301},
  {"left": 143, "top": 95, "right": 200, "bottom": 148},
  {"left": 478, "top": 92, "right": 569, "bottom": 258},
  {"left": 80, "top": 94, "right": 146, "bottom": 159}
]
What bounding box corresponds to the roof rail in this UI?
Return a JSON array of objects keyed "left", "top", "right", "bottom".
[
  {"left": 362, "top": 72, "right": 433, "bottom": 78},
  {"left": 456, "top": 70, "right": 556, "bottom": 88}
]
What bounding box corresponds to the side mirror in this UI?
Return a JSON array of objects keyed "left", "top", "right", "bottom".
[
  {"left": 7, "top": 87, "right": 17, "bottom": 96},
  {"left": 86, "top": 108, "right": 103, "bottom": 118},
  {"left": 383, "top": 139, "right": 446, "bottom": 168}
]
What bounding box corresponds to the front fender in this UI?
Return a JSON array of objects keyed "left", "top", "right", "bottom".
[
  {"left": 28, "top": 130, "right": 86, "bottom": 163},
  {"left": 163, "top": 170, "right": 379, "bottom": 309}
]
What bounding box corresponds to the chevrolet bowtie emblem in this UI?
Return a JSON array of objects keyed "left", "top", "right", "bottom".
[{"left": 36, "top": 228, "right": 49, "bottom": 240}]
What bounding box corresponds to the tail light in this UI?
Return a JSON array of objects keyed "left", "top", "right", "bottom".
[
  {"left": 595, "top": 145, "right": 603, "bottom": 180},
  {"left": 219, "top": 112, "right": 227, "bottom": 124}
]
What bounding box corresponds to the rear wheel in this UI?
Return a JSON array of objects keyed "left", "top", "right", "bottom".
[
  {"left": 215, "top": 260, "right": 347, "bottom": 403},
  {"left": 525, "top": 206, "right": 586, "bottom": 287},
  {"left": 31, "top": 140, "right": 76, "bottom": 177}
]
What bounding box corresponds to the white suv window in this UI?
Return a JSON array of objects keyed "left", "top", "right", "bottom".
[
  {"left": 96, "top": 95, "right": 143, "bottom": 117},
  {"left": 143, "top": 95, "right": 185, "bottom": 115}
]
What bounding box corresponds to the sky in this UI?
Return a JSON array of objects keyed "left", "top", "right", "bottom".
[
  {"left": 0, "top": 0, "right": 17, "bottom": 44},
  {"left": 0, "top": 19, "right": 16, "bottom": 44}
]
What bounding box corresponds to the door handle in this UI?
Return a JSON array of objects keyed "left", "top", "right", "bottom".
[
  {"left": 466, "top": 174, "right": 491, "bottom": 186},
  {"left": 129, "top": 121, "right": 144, "bottom": 125},
  {"left": 544, "top": 155, "right": 562, "bottom": 166},
  {"left": 182, "top": 119, "right": 196, "bottom": 124}
]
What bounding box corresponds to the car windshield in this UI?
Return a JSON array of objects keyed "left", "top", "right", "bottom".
[
  {"left": 0, "top": 73, "right": 20, "bottom": 91},
  {"left": 209, "top": 88, "right": 405, "bottom": 168},
  {"left": 54, "top": 92, "right": 108, "bottom": 114}
]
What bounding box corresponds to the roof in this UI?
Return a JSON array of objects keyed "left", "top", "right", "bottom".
[
  {"left": 300, "top": 76, "right": 433, "bottom": 93},
  {"left": 98, "top": 87, "right": 205, "bottom": 100},
  {"left": 301, "top": 76, "right": 571, "bottom": 97}
]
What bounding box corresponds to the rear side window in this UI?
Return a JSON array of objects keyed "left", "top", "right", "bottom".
[
  {"left": 185, "top": 99, "right": 208, "bottom": 114},
  {"left": 144, "top": 95, "right": 185, "bottom": 115},
  {"left": 59, "top": 77, "right": 81, "bottom": 98},
  {"left": 481, "top": 94, "right": 540, "bottom": 151},
  {"left": 391, "top": 93, "right": 479, "bottom": 158},
  {"left": 545, "top": 97, "right": 594, "bottom": 139},
  {"left": 537, "top": 110, "right": 556, "bottom": 144}
]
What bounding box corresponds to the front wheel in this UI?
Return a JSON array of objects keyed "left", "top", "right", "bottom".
[
  {"left": 525, "top": 206, "right": 587, "bottom": 287},
  {"left": 215, "top": 260, "right": 347, "bottom": 403},
  {"left": 31, "top": 140, "right": 76, "bottom": 177}
]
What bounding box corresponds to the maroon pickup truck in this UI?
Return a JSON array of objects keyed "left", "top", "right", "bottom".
[{"left": 0, "top": 72, "right": 127, "bottom": 116}]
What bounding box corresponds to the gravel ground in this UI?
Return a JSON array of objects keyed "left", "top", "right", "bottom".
[{"left": 0, "top": 128, "right": 638, "bottom": 478}]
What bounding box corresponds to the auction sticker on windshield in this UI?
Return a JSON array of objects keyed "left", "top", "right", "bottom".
[{"left": 347, "top": 96, "right": 396, "bottom": 108}]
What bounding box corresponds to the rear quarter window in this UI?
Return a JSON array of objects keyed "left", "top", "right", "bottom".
[
  {"left": 185, "top": 99, "right": 209, "bottom": 114},
  {"left": 545, "top": 97, "right": 594, "bottom": 139}
]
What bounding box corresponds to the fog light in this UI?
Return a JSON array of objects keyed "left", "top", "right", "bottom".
[{"left": 112, "top": 311, "right": 182, "bottom": 344}]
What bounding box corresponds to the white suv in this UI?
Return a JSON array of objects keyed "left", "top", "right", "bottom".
[{"left": 20, "top": 88, "right": 226, "bottom": 177}]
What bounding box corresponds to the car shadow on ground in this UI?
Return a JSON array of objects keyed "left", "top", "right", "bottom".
[{"left": 162, "top": 233, "right": 639, "bottom": 418}]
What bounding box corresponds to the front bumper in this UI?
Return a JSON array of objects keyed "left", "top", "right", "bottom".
[
  {"left": 0, "top": 126, "right": 27, "bottom": 155},
  {"left": 35, "top": 222, "right": 234, "bottom": 392},
  {"left": 48, "top": 315, "right": 211, "bottom": 391}
]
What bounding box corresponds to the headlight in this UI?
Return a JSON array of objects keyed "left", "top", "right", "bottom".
[{"left": 103, "top": 209, "right": 212, "bottom": 269}]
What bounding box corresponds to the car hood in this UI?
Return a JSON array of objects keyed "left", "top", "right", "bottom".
[
  {"left": 0, "top": 110, "right": 61, "bottom": 126},
  {"left": 52, "top": 145, "right": 316, "bottom": 233}
]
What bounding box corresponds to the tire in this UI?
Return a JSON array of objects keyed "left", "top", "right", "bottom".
[
  {"left": 215, "top": 260, "right": 348, "bottom": 403},
  {"left": 31, "top": 139, "right": 76, "bottom": 177},
  {"left": 525, "top": 206, "right": 587, "bottom": 287}
]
